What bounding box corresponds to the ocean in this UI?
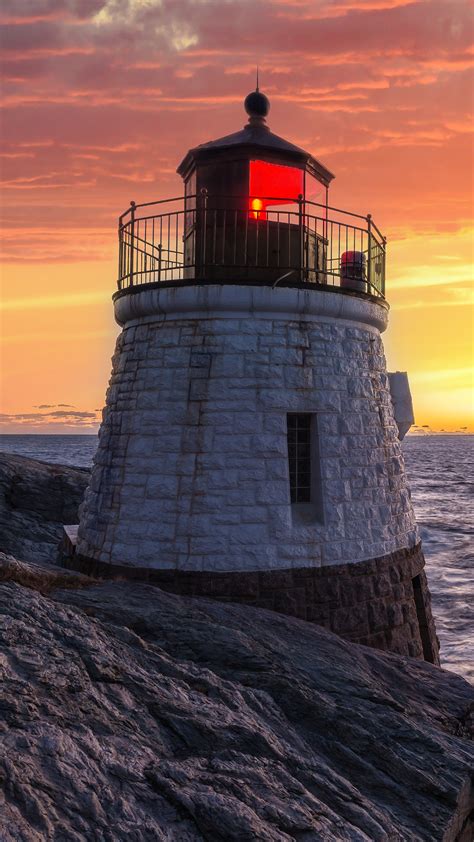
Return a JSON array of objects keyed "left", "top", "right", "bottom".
[{"left": 0, "top": 433, "right": 472, "bottom": 681}]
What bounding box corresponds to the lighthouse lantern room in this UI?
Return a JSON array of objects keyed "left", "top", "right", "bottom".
[
  {"left": 73, "top": 89, "right": 439, "bottom": 666},
  {"left": 177, "top": 88, "right": 333, "bottom": 284}
]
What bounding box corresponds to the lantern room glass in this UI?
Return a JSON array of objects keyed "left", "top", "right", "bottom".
[
  {"left": 248, "top": 160, "right": 328, "bottom": 220},
  {"left": 248, "top": 160, "right": 303, "bottom": 219}
]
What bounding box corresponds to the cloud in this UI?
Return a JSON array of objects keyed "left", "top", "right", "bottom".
[
  {"left": 0, "top": 151, "right": 35, "bottom": 158},
  {"left": 1, "top": 291, "right": 107, "bottom": 310},
  {"left": 392, "top": 289, "right": 474, "bottom": 311},
  {"left": 391, "top": 264, "right": 473, "bottom": 291},
  {"left": 409, "top": 367, "right": 473, "bottom": 385},
  {"left": 0, "top": 0, "right": 472, "bottom": 269},
  {"left": 49, "top": 410, "right": 96, "bottom": 417},
  {"left": 1, "top": 0, "right": 472, "bottom": 435},
  {"left": 0, "top": 407, "right": 101, "bottom": 426},
  {"left": 34, "top": 403, "right": 76, "bottom": 408}
]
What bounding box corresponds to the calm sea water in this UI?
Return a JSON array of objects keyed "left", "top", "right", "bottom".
[
  {"left": 402, "top": 436, "right": 473, "bottom": 683},
  {"left": 0, "top": 434, "right": 99, "bottom": 469},
  {"left": 0, "top": 433, "right": 472, "bottom": 681}
]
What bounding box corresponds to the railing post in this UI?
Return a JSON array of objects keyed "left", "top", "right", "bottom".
[
  {"left": 118, "top": 215, "right": 123, "bottom": 290},
  {"left": 199, "top": 188, "right": 208, "bottom": 279},
  {"left": 298, "top": 193, "right": 304, "bottom": 282},
  {"left": 382, "top": 236, "right": 387, "bottom": 298},
  {"left": 129, "top": 200, "right": 136, "bottom": 287},
  {"left": 366, "top": 213, "right": 372, "bottom": 294},
  {"left": 157, "top": 244, "right": 162, "bottom": 283}
]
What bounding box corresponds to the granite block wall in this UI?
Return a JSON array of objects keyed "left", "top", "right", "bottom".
[{"left": 77, "top": 299, "right": 418, "bottom": 572}]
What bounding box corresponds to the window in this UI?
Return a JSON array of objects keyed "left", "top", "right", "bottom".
[
  {"left": 287, "top": 413, "right": 324, "bottom": 523},
  {"left": 287, "top": 414, "right": 312, "bottom": 503}
]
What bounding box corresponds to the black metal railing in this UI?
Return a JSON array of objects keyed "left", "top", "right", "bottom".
[{"left": 117, "top": 193, "right": 386, "bottom": 299}]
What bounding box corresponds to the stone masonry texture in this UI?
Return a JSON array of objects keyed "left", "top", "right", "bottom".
[
  {"left": 69, "top": 543, "right": 440, "bottom": 664},
  {"left": 77, "top": 306, "right": 419, "bottom": 572}
]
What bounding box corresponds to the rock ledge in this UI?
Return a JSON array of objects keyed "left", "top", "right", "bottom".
[{"left": 0, "top": 554, "right": 473, "bottom": 841}]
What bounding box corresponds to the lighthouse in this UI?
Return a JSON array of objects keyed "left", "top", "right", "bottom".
[{"left": 73, "top": 89, "right": 439, "bottom": 664}]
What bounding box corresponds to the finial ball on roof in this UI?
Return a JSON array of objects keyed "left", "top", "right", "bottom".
[{"left": 244, "top": 90, "right": 270, "bottom": 119}]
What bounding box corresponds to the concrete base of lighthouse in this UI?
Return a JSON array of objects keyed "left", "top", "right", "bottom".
[
  {"left": 75, "top": 282, "right": 440, "bottom": 663},
  {"left": 65, "top": 542, "right": 439, "bottom": 663}
]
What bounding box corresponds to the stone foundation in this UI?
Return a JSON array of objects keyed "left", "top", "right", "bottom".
[{"left": 66, "top": 542, "right": 439, "bottom": 664}]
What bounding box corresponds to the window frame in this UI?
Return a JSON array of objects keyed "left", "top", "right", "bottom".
[{"left": 286, "top": 412, "right": 324, "bottom": 524}]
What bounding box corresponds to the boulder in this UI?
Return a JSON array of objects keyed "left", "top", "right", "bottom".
[
  {"left": 0, "top": 554, "right": 472, "bottom": 841},
  {"left": 0, "top": 453, "right": 89, "bottom": 562}
]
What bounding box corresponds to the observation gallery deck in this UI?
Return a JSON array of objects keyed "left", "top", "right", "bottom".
[{"left": 114, "top": 193, "right": 387, "bottom": 304}]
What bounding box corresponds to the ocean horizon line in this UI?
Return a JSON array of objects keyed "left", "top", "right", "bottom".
[{"left": 1, "top": 431, "right": 473, "bottom": 438}]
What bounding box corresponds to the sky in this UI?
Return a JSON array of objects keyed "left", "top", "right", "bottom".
[{"left": 0, "top": 0, "right": 473, "bottom": 434}]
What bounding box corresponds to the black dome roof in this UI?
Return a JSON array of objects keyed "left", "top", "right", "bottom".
[{"left": 177, "top": 90, "right": 335, "bottom": 188}]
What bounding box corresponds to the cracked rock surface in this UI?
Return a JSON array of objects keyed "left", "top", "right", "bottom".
[
  {"left": 0, "top": 556, "right": 473, "bottom": 841},
  {"left": 0, "top": 453, "right": 89, "bottom": 562}
]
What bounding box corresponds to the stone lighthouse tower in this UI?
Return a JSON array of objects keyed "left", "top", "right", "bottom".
[{"left": 74, "top": 88, "right": 439, "bottom": 664}]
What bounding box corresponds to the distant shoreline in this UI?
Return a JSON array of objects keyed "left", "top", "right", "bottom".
[{"left": 1, "top": 432, "right": 473, "bottom": 438}]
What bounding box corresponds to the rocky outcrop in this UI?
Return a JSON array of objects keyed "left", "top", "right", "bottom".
[
  {"left": 70, "top": 542, "right": 440, "bottom": 665},
  {"left": 0, "top": 453, "right": 89, "bottom": 562},
  {"left": 0, "top": 554, "right": 472, "bottom": 842}
]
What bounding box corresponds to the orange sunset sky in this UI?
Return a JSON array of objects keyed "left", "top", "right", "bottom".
[{"left": 0, "top": 0, "right": 473, "bottom": 434}]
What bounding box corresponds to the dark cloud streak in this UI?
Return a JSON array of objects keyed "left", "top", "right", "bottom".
[{"left": 0, "top": 409, "right": 99, "bottom": 422}]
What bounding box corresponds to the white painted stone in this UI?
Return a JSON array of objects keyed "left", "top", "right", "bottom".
[
  {"left": 114, "top": 284, "right": 388, "bottom": 332},
  {"left": 388, "top": 371, "right": 415, "bottom": 440},
  {"left": 77, "top": 284, "right": 417, "bottom": 572}
]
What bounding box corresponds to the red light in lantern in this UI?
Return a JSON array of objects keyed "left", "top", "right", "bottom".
[
  {"left": 250, "top": 197, "right": 265, "bottom": 220},
  {"left": 249, "top": 160, "right": 303, "bottom": 219}
]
